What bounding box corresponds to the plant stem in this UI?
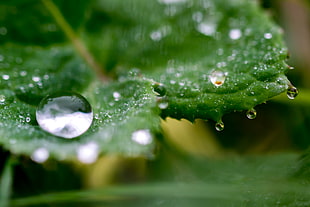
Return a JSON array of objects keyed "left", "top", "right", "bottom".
[
  {"left": 0, "top": 157, "right": 15, "bottom": 207},
  {"left": 41, "top": 0, "right": 110, "bottom": 82}
]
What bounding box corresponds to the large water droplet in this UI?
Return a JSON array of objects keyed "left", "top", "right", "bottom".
[
  {"left": 246, "top": 108, "right": 257, "bottom": 120},
  {"left": 215, "top": 121, "right": 224, "bottom": 131},
  {"left": 31, "top": 147, "right": 49, "bottom": 163},
  {"left": 36, "top": 92, "right": 93, "bottom": 139},
  {"left": 287, "top": 84, "right": 298, "bottom": 100},
  {"left": 132, "top": 129, "right": 153, "bottom": 145},
  {"left": 209, "top": 70, "right": 227, "bottom": 87},
  {"left": 152, "top": 83, "right": 167, "bottom": 97}
]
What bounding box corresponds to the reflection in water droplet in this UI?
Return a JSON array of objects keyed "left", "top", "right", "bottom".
[
  {"left": 36, "top": 92, "right": 93, "bottom": 139},
  {"left": 229, "top": 29, "right": 242, "bottom": 40},
  {"left": 152, "top": 83, "right": 167, "bottom": 97},
  {"left": 31, "top": 147, "right": 49, "bottom": 163},
  {"left": 215, "top": 121, "right": 224, "bottom": 131},
  {"left": 150, "top": 31, "right": 163, "bottom": 41},
  {"left": 77, "top": 142, "right": 99, "bottom": 164},
  {"left": 246, "top": 108, "right": 257, "bottom": 120},
  {"left": 287, "top": 84, "right": 298, "bottom": 100},
  {"left": 132, "top": 129, "right": 153, "bottom": 145},
  {"left": 209, "top": 70, "right": 227, "bottom": 87}
]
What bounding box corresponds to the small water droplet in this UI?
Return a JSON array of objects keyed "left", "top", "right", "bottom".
[
  {"left": 26, "top": 117, "right": 31, "bottom": 123},
  {"left": 32, "top": 76, "right": 41, "bottom": 82},
  {"left": 31, "top": 147, "right": 49, "bottom": 163},
  {"left": 209, "top": 70, "right": 227, "bottom": 87},
  {"left": 132, "top": 129, "right": 153, "bottom": 145},
  {"left": 113, "top": 92, "right": 121, "bottom": 101},
  {"left": 229, "top": 29, "right": 242, "bottom": 40},
  {"left": 0, "top": 95, "right": 5, "bottom": 104},
  {"left": 20, "top": 71, "right": 27, "bottom": 76},
  {"left": 150, "top": 30, "right": 163, "bottom": 41},
  {"left": 2, "top": 74, "right": 10, "bottom": 80},
  {"left": 192, "top": 11, "right": 203, "bottom": 22},
  {"left": 157, "top": 97, "right": 169, "bottom": 109},
  {"left": 197, "top": 22, "right": 216, "bottom": 36},
  {"left": 215, "top": 121, "right": 224, "bottom": 131},
  {"left": 246, "top": 108, "right": 257, "bottom": 120},
  {"left": 264, "top": 33, "right": 272, "bottom": 39},
  {"left": 36, "top": 92, "right": 93, "bottom": 139},
  {"left": 287, "top": 84, "right": 298, "bottom": 99},
  {"left": 77, "top": 142, "right": 99, "bottom": 164},
  {"left": 152, "top": 83, "right": 167, "bottom": 97}
]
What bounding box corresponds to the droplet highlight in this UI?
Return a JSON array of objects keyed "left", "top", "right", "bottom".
[
  {"left": 287, "top": 84, "right": 298, "bottom": 100},
  {"left": 246, "top": 108, "right": 257, "bottom": 120},
  {"left": 215, "top": 121, "right": 224, "bottom": 131},
  {"left": 36, "top": 91, "right": 93, "bottom": 139}
]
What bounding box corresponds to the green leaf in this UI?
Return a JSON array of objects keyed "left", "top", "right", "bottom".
[
  {"left": 85, "top": 0, "right": 292, "bottom": 122},
  {"left": 0, "top": 0, "right": 294, "bottom": 160},
  {"left": 0, "top": 44, "right": 160, "bottom": 160}
]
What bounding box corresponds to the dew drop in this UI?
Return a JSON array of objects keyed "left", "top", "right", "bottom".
[
  {"left": 31, "top": 147, "right": 49, "bottom": 163},
  {"left": 209, "top": 70, "right": 227, "bottom": 87},
  {"left": 197, "top": 22, "right": 216, "bottom": 36},
  {"left": 287, "top": 84, "right": 298, "bottom": 100},
  {"left": 132, "top": 129, "right": 153, "bottom": 145},
  {"left": 229, "top": 29, "right": 242, "bottom": 40},
  {"left": 2, "top": 74, "right": 10, "bottom": 80},
  {"left": 157, "top": 97, "right": 169, "bottom": 109},
  {"left": 264, "top": 33, "right": 272, "bottom": 39},
  {"left": 32, "top": 76, "right": 41, "bottom": 82},
  {"left": 36, "top": 92, "right": 93, "bottom": 139},
  {"left": 0, "top": 95, "right": 5, "bottom": 104},
  {"left": 152, "top": 83, "right": 167, "bottom": 97},
  {"left": 77, "top": 142, "right": 99, "bottom": 164},
  {"left": 20, "top": 71, "right": 27, "bottom": 77},
  {"left": 113, "top": 92, "right": 121, "bottom": 101},
  {"left": 246, "top": 108, "right": 257, "bottom": 120},
  {"left": 26, "top": 117, "right": 31, "bottom": 123},
  {"left": 215, "top": 121, "right": 224, "bottom": 131}
]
